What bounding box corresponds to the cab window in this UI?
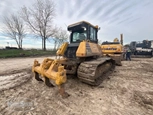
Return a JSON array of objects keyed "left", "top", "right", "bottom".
[
  {"left": 71, "top": 31, "right": 87, "bottom": 42},
  {"left": 90, "top": 27, "right": 96, "bottom": 41}
]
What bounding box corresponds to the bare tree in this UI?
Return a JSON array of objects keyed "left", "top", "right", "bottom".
[
  {"left": 53, "top": 28, "right": 69, "bottom": 50},
  {"left": 21, "top": 0, "right": 56, "bottom": 50},
  {"left": 3, "top": 14, "right": 26, "bottom": 49}
]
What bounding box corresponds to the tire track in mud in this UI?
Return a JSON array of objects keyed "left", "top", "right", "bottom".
[
  {"left": 0, "top": 72, "right": 32, "bottom": 92},
  {"left": 0, "top": 70, "right": 32, "bottom": 115}
]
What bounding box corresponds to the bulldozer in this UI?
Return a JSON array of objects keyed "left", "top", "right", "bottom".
[
  {"left": 101, "top": 34, "right": 124, "bottom": 66},
  {"left": 32, "top": 21, "right": 115, "bottom": 98}
]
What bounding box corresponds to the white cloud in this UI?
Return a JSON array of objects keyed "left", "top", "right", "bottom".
[{"left": 0, "top": 0, "right": 153, "bottom": 48}]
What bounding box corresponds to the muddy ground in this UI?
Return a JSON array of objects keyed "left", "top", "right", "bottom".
[{"left": 0, "top": 57, "right": 153, "bottom": 115}]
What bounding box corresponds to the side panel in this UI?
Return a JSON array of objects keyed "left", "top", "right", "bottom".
[
  {"left": 88, "top": 42, "right": 102, "bottom": 55},
  {"left": 76, "top": 41, "right": 86, "bottom": 57},
  {"left": 101, "top": 44, "right": 123, "bottom": 54},
  {"left": 76, "top": 41, "right": 102, "bottom": 57}
]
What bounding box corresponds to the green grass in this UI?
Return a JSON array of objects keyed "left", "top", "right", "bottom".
[{"left": 0, "top": 49, "right": 56, "bottom": 58}]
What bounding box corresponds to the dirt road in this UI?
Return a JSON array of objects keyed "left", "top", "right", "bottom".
[
  {"left": 0, "top": 56, "right": 53, "bottom": 74},
  {"left": 0, "top": 57, "right": 153, "bottom": 115}
]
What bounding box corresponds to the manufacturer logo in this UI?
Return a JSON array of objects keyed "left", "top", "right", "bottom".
[
  {"left": 102, "top": 48, "right": 117, "bottom": 50},
  {"left": 6, "top": 97, "right": 35, "bottom": 112}
]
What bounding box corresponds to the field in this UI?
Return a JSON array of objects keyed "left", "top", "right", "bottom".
[
  {"left": 0, "top": 49, "right": 56, "bottom": 58},
  {"left": 0, "top": 57, "right": 153, "bottom": 115}
]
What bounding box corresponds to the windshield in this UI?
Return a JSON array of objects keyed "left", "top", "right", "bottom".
[{"left": 71, "top": 31, "right": 87, "bottom": 42}]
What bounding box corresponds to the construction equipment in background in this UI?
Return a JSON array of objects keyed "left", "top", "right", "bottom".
[
  {"left": 32, "top": 21, "right": 115, "bottom": 98},
  {"left": 129, "top": 40, "right": 153, "bottom": 58},
  {"left": 101, "top": 34, "right": 124, "bottom": 66}
]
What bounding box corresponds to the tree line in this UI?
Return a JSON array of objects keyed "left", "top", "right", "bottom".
[{"left": 3, "top": 0, "right": 68, "bottom": 50}]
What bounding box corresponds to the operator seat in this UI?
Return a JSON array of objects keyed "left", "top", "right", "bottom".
[{"left": 79, "top": 33, "right": 86, "bottom": 40}]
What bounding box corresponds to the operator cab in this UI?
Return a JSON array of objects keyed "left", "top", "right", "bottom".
[
  {"left": 65, "top": 21, "right": 99, "bottom": 58},
  {"left": 68, "top": 21, "right": 99, "bottom": 44}
]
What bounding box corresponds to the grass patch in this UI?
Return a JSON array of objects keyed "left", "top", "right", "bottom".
[{"left": 0, "top": 49, "right": 56, "bottom": 58}]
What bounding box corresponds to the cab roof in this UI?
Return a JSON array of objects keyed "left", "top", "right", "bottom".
[{"left": 68, "top": 21, "right": 98, "bottom": 31}]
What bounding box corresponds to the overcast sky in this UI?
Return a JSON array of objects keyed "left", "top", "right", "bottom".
[{"left": 0, "top": 0, "right": 153, "bottom": 48}]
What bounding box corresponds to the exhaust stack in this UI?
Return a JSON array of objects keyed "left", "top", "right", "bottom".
[{"left": 120, "top": 34, "right": 123, "bottom": 45}]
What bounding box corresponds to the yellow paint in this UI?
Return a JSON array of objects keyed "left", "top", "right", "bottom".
[
  {"left": 113, "top": 38, "right": 119, "bottom": 42},
  {"left": 32, "top": 58, "right": 67, "bottom": 86},
  {"left": 101, "top": 44, "right": 123, "bottom": 54},
  {"left": 76, "top": 41, "right": 86, "bottom": 57},
  {"left": 56, "top": 42, "right": 68, "bottom": 56},
  {"left": 76, "top": 41, "right": 102, "bottom": 57},
  {"left": 89, "top": 42, "right": 101, "bottom": 54}
]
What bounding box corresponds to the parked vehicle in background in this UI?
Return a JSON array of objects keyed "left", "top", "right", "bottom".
[
  {"left": 101, "top": 34, "right": 124, "bottom": 66},
  {"left": 129, "top": 40, "right": 153, "bottom": 57}
]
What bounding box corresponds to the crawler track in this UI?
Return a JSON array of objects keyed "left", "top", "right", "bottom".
[{"left": 77, "top": 57, "right": 115, "bottom": 85}]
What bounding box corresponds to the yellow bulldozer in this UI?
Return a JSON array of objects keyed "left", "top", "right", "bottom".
[
  {"left": 32, "top": 21, "right": 115, "bottom": 98},
  {"left": 101, "top": 34, "right": 124, "bottom": 66}
]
